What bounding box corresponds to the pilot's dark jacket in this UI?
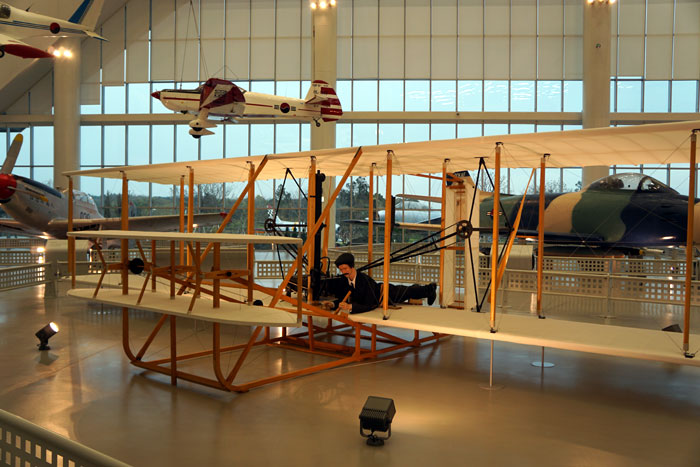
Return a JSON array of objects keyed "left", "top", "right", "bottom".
[{"left": 330, "top": 271, "right": 435, "bottom": 314}]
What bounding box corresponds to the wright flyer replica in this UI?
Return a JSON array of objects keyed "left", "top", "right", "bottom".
[{"left": 64, "top": 121, "right": 700, "bottom": 392}]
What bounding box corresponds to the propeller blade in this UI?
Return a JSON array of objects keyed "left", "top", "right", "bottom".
[{"left": 2, "top": 134, "right": 23, "bottom": 175}]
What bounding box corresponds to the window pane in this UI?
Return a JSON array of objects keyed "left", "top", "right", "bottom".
[
  {"left": 431, "top": 124, "right": 455, "bottom": 141},
  {"left": 537, "top": 81, "right": 562, "bottom": 112},
  {"left": 352, "top": 124, "right": 377, "bottom": 146},
  {"left": 128, "top": 126, "right": 150, "bottom": 165},
  {"left": 152, "top": 125, "right": 174, "bottom": 164},
  {"left": 80, "top": 177, "right": 101, "bottom": 200},
  {"left": 353, "top": 80, "right": 378, "bottom": 111},
  {"left": 672, "top": 81, "right": 698, "bottom": 113},
  {"left": 483, "top": 124, "right": 508, "bottom": 136},
  {"left": 457, "top": 124, "right": 482, "bottom": 138},
  {"left": 250, "top": 124, "right": 274, "bottom": 155},
  {"left": 336, "top": 123, "right": 351, "bottom": 148},
  {"left": 301, "top": 124, "right": 310, "bottom": 150},
  {"left": 104, "top": 126, "right": 125, "bottom": 165},
  {"left": 33, "top": 127, "right": 53, "bottom": 166},
  {"left": 276, "top": 81, "right": 301, "bottom": 99},
  {"left": 563, "top": 81, "right": 582, "bottom": 112},
  {"left": 81, "top": 126, "right": 101, "bottom": 166},
  {"left": 458, "top": 81, "right": 482, "bottom": 111},
  {"left": 510, "top": 124, "right": 535, "bottom": 134},
  {"left": 484, "top": 80, "right": 508, "bottom": 111},
  {"left": 104, "top": 86, "right": 126, "bottom": 114},
  {"left": 616, "top": 80, "right": 642, "bottom": 112},
  {"left": 225, "top": 125, "right": 249, "bottom": 158},
  {"left": 336, "top": 80, "right": 352, "bottom": 112},
  {"left": 128, "top": 83, "right": 151, "bottom": 113},
  {"left": 275, "top": 124, "right": 300, "bottom": 153},
  {"left": 511, "top": 81, "right": 534, "bottom": 112},
  {"left": 33, "top": 167, "right": 53, "bottom": 188},
  {"left": 176, "top": 126, "right": 199, "bottom": 162},
  {"left": 405, "top": 80, "right": 429, "bottom": 111},
  {"left": 200, "top": 127, "right": 224, "bottom": 160},
  {"left": 404, "top": 124, "right": 428, "bottom": 142},
  {"left": 378, "top": 124, "right": 403, "bottom": 144},
  {"left": 431, "top": 80, "right": 456, "bottom": 111},
  {"left": 379, "top": 80, "right": 403, "bottom": 111},
  {"left": 250, "top": 81, "right": 275, "bottom": 94},
  {"left": 644, "top": 81, "right": 669, "bottom": 112},
  {"left": 562, "top": 168, "right": 582, "bottom": 192}
]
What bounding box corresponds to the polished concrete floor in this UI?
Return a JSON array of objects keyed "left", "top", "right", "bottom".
[{"left": 1, "top": 284, "right": 700, "bottom": 467}]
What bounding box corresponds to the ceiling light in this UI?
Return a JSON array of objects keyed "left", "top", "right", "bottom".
[
  {"left": 319, "top": 1, "right": 327, "bottom": 8},
  {"left": 310, "top": 1, "right": 317, "bottom": 9}
]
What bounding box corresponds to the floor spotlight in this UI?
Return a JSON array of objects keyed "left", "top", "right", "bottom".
[
  {"left": 35, "top": 322, "right": 59, "bottom": 350},
  {"left": 359, "top": 396, "right": 395, "bottom": 446},
  {"left": 662, "top": 324, "right": 682, "bottom": 333}
]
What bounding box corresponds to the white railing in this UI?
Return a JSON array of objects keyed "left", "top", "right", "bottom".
[
  {"left": 0, "top": 264, "right": 51, "bottom": 292},
  {"left": 256, "top": 256, "right": 700, "bottom": 306},
  {"left": 0, "top": 250, "right": 43, "bottom": 265},
  {"left": 0, "top": 409, "right": 130, "bottom": 467},
  {"left": 0, "top": 238, "right": 45, "bottom": 249}
]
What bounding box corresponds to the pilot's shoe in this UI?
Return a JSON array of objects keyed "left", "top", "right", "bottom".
[{"left": 427, "top": 283, "right": 437, "bottom": 306}]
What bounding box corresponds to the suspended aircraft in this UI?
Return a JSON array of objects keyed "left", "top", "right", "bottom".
[
  {"left": 0, "top": 135, "right": 225, "bottom": 239},
  {"left": 0, "top": 0, "right": 106, "bottom": 59},
  {"left": 151, "top": 79, "right": 343, "bottom": 138}
]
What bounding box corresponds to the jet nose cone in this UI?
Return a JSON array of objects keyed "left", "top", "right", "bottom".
[
  {"left": 0, "top": 173, "right": 17, "bottom": 202},
  {"left": 151, "top": 91, "right": 161, "bottom": 100}
]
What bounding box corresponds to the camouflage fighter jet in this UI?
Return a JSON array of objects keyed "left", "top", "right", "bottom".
[{"left": 482, "top": 172, "right": 698, "bottom": 248}]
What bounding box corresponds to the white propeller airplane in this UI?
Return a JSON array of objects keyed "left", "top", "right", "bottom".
[
  {"left": 0, "top": 0, "right": 105, "bottom": 59},
  {"left": 0, "top": 135, "right": 225, "bottom": 239},
  {"left": 151, "top": 79, "right": 343, "bottom": 138}
]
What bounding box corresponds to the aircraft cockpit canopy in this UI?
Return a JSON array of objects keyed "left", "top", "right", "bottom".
[
  {"left": 0, "top": 4, "right": 11, "bottom": 19},
  {"left": 586, "top": 173, "right": 678, "bottom": 195},
  {"left": 74, "top": 191, "right": 96, "bottom": 206}
]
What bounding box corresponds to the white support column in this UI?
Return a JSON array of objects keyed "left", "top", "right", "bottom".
[
  {"left": 311, "top": 3, "right": 338, "bottom": 247},
  {"left": 53, "top": 38, "right": 81, "bottom": 192},
  {"left": 582, "top": 2, "right": 612, "bottom": 186}
]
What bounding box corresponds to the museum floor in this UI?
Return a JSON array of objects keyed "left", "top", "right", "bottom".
[{"left": 1, "top": 284, "right": 699, "bottom": 467}]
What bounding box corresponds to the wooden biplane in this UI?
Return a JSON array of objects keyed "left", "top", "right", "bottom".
[{"left": 64, "top": 120, "right": 700, "bottom": 392}]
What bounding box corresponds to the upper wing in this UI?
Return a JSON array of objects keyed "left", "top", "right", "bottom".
[{"left": 0, "top": 33, "right": 52, "bottom": 58}]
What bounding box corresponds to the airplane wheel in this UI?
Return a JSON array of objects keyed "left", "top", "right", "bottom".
[
  {"left": 192, "top": 134, "right": 201, "bottom": 139},
  {"left": 0, "top": 47, "right": 4, "bottom": 58},
  {"left": 315, "top": 121, "right": 321, "bottom": 127}
]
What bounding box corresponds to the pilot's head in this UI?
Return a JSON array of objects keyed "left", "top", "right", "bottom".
[{"left": 334, "top": 253, "right": 356, "bottom": 281}]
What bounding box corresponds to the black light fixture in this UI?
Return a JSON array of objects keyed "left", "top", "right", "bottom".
[
  {"left": 35, "top": 322, "right": 59, "bottom": 350},
  {"left": 359, "top": 396, "right": 396, "bottom": 446},
  {"left": 662, "top": 324, "right": 682, "bottom": 333}
]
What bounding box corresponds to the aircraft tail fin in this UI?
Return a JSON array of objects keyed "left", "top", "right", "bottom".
[
  {"left": 304, "top": 80, "right": 343, "bottom": 123},
  {"left": 2, "top": 134, "right": 23, "bottom": 175},
  {"left": 68, "top": 0, "right": 104, "bottom": 28}
]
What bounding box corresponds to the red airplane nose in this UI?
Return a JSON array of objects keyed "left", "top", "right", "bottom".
[
  {"left": 151, "top": 91, "right": 161, "bottom": 99},
  {"left": 0, "top": 174, "right": 17, "bottom": 201}
]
